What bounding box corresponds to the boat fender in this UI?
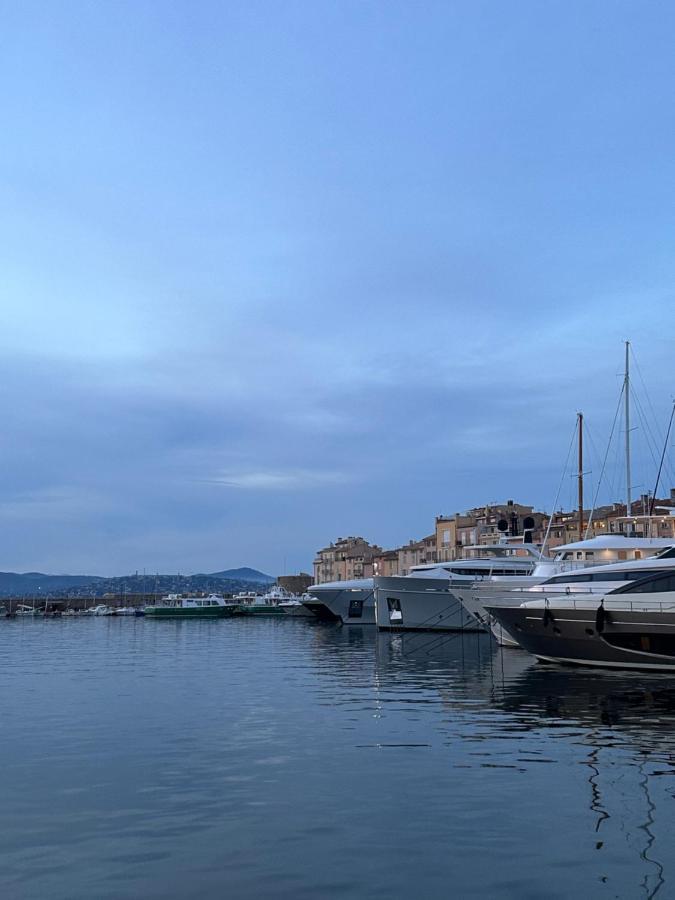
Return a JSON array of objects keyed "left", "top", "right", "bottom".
[
  {"left": 542, "top": 600, "right": 553, "bottom": 628},
  {"left": 595, "top": 600, "right": 608, "bottom": 634}
]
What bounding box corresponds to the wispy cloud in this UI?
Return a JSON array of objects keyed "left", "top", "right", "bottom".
[{"left": 204, "top": 469, "right": 352, "bottom": 490}]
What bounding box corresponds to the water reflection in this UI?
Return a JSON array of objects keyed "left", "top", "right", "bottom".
[
  {"left": 1, "top": 619, "right": 674, "bottom": 899},
  {"left": 311, "top": 625, "right": 675, "bottom": 899}
]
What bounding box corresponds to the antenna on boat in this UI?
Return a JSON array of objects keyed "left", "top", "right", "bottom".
[
  {"left": 624, "top": 340, "right": 632, "bottom": 518},
  {"left": 577, "top": 411, "right": 584, "bottom": 542},
  {"left": 649, "top": 400, "right": 675, "bottom": 517}
]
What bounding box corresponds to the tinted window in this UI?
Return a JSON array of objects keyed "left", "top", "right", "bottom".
[
  {"left": 619, "top": 574, "right": 675, "bottom": 594},
  {"left": 604, "top": 632, "right": 675, "bottom": 656},
  {"left": 348, "top": 599, "right": 364, "bottom": 618}
]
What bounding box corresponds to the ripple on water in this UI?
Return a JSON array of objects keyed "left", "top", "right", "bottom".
[{"left": 1, "top": 620, "right": 674, "bottom": 899}]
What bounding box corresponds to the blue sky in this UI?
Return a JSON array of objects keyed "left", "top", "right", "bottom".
[{"left": 1, "top": 1, "right": 673, "bottom": 575}]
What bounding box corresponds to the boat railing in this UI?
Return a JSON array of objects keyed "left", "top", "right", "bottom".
[{"left": 562, "top": 597, "right": 675, "bottom": 613}]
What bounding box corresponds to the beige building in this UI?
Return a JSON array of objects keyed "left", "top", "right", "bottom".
[
  {"left": 313, "top": 536, "right": 383, "bottom": 585},
  {"left": 372, "top": 549, "right": 399, "bottom": 577},
  {"left": 314, "top": 489, "right": 675, "bottom": 584}
]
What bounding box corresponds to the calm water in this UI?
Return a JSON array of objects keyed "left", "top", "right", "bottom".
[{"left": 2, "top": 617, "right": 675, "bottom": 899}]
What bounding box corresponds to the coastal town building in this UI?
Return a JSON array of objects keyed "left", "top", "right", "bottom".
[
  {"left": 372, "top": 550, "right": 399, "bottom": 577},
  {"left": 313, "top": 537, "right": 383, "bottom": 584},
  {"left": 314, "top": 489, "right": 675, "bottom": 583}
]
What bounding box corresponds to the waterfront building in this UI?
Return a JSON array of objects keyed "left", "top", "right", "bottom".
[
  {"left": 316, "top": 490, "right": 674, "bottom": 585},
  {"left": 372, "top": 549, "right": 399, "bottom": 577},
  {"left": 313, "top": 537, "right": 383, "bottom": 585}
]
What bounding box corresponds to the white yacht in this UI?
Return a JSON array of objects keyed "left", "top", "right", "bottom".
[
  {"left": 488, "top": 566, "right": 675, "bottom": 671},
  {"left": 455, "top": 537, "right": 675, "bottom": 645},
  {"left": 374, "top": 544, "right": 542, "bottom": 632},
  {"left": 302, "top": 579, "right": 376, "bottom": 624}
]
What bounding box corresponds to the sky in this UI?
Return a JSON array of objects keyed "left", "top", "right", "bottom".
[{"left": 1, "top": 0, "right": 674, "bottom": 576}]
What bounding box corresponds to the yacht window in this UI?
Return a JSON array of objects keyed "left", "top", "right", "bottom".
[
  {"left": 603, "top": 632, "right": 675, "bottom": 657},
  {"left": 545, "top": 569, "right": 665, "bottom": 585},
  {"left": 387, "top": 597, "right": 402, "bottom": 623},
  {"left": 348, "top": 599, "right": 364, "bottom": 618},
  {"left": 615, "top": 573, "right": 675, "bottom": 594}
]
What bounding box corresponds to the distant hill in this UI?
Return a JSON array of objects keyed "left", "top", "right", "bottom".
[
  {"left": 0, "top": 567, "right": 275, "bottom": 598},
  {"left": 0, "top": 572, "right": 104, "bottom": 596},
  {"left": 207, "top": 567, "right": 275, "bottom": 583}
]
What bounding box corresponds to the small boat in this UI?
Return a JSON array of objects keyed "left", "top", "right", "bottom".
[
  {"left": 115, "top": 607, "right": 138, "bottom": 616},
  {"left": 145, "top": 593, "right": 236, "bottom": 618},
  {"left": 91, "top": 604, "right": 116, "bottom": 616},
  {"left": 278, "top": 593, "right": 316, "bottom": 617},
  {"left": 16, "top": 604, "right": 43, "bottom": 617}
]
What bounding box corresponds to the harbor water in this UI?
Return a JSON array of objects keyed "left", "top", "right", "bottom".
[{"left": 2, "top": 617, "right": 674, "bottom": 899}]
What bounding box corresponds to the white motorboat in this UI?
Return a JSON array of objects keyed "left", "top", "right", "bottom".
[
  {"left": 16, "top": 604, "right": 43, "bottom": 617},
  {"left": 302, "top": 579, "right": 376, "bottom": 624},
  {"left": 374, "top": 545, "right": 542, "bottom": 632},
  {"left": 455, "top": 537, "right": 675, "bottom": 646},
  {"left": 488, "top": 568, "right": 675, "bottom": 671},
  {"left": 278, "top": 592, "right": 316, "bottom": 617},
  {"left": 91, "top": 604, "right": 116, "bottom": 616}
]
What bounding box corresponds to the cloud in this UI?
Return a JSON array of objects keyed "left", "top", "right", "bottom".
[{"left": 204, "top": 469, "right": 352, "bottom": 491}]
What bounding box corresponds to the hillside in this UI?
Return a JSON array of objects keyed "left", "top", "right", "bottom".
[
  {"left": 207, "top": 567, "right": 275, "bottom": 583},
  {"left": 0, "top": 567, "right": 274, "bottom": 597},
  {"left": 0, "top": 572, "right": 104, "bottom": 596}
]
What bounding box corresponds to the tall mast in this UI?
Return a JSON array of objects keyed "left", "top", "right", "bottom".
[
  {"left": 578, "top": 412, "right": 584, "bottom": 541},
  {"left": 624, "top": 340, "right": 631, "bottom": 519}
]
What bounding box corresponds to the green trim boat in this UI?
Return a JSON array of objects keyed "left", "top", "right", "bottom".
[
  {"left": 232, "top": 588, "right": 288, "bottom": 616},
  {"left": 145, "top": 594, "right": 236, "bottom": 618}
]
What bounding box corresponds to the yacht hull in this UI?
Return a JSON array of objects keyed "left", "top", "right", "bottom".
[
  {"left": 453, "top": 586, "right": 525, "bottom": 646},
  {"left": 145, "top": 607, "right": 234, "bottom": 618},
  {"left": 488, "top": 605, "right": 675, "bottom": 671},
  {"left": 302, "top": 587, "right": 376, "bottom": 625},
  {"left": 375, "top": 577, "right": 484, "bottom": 632}
]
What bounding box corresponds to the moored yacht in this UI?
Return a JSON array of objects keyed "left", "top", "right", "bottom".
[
  {"left": 374, "top": 545, "right": 542, "bottom": 632},
  {"left": 302, "top": 579, "right": 375, "bottom": 624},
  {"left": 487, "top": 567, "right": 675, "bottom": 671},
  {"left": 455, "top": 537, "right": 675, "bottom": 645}
]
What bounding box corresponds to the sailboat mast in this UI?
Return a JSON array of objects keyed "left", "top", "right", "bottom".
[
  {"left": 624, "top": 340, "right": 632, "bottom": 519},
  {"left": 578, "top": 412, "right": 584, "bottom": 541}
]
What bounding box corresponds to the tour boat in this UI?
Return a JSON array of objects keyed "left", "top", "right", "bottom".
[
  {"left": 145, "top": 594, "right": 236, "bottom": 618},
  {"left": 233, "top": 586, "right": 289, "bottom": 616}
]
